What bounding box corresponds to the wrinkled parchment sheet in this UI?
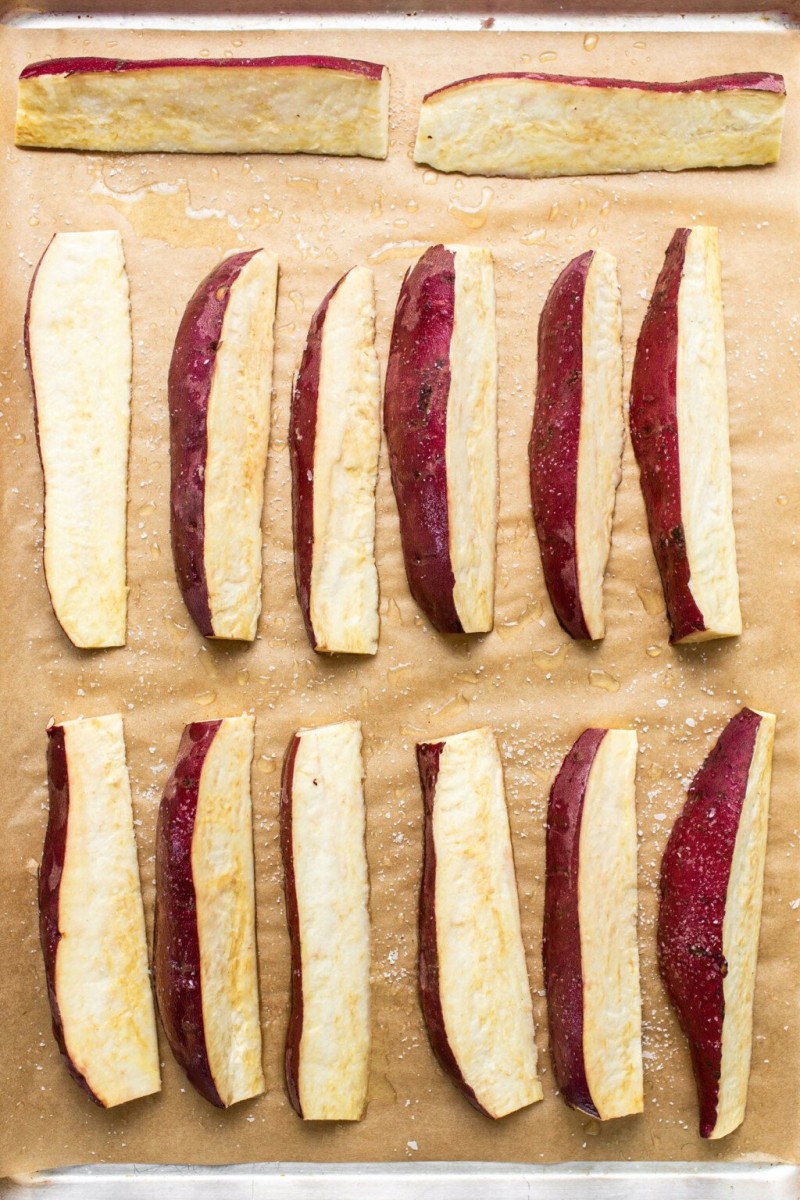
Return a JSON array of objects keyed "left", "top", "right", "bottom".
[{"left": 0, "top": 22, "right": 798, "bottom": 1178}]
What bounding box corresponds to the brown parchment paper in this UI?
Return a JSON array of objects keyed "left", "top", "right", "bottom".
[{"left": 0, "top": 22, "right": 799, "bottom": 1179}]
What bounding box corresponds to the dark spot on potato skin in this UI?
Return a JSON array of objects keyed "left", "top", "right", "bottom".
[
  {"left": 657, "top": 708, "right": 762, "bottom": 1138},
  {"left": 529, "top": 250, "right": 593, "bottom": 641},
  {"left": 629, "top": 229, "right": 706, "bottom": 643},
  {"left": 542, "top": 727, "right": 606, "bottom": 1118},
  {"left": 384, "top": 245, "right": 463, "bottom": 634},
  {"left": 153, "top": 720, "right": 225, "bottom": 1109},
  {"left": 168, "top": 250, "right": 261, "bottom": 638}
]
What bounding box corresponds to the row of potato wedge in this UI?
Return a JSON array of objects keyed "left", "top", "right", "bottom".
[
  {"left": 41, "top": 705, "right": 774, "bottom": 1140},
  {"left": 15, "top": 57, "right": 786, "bottom": 180},
  {"left": 27, "top": 225, "right": 742, "bottom": 652}
]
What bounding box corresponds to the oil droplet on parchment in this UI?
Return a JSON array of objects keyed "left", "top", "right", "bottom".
[
  {"left": 369, "top": 240, "right": 431, "bottom": 264},
  {"left": 387, "top": 663, "right": 415, "bottom": 689},
  {"left": 589, "top": 669, "right": 620, "bottom": 693},
  {"left": 636, "top": 584, "right": 666, "bottom": 616},
  {"left": 163, "top": 615, "right": 190, "bottom": 642},
  {"left": 496, "top": 600, "right": 544, "bottom": 642},
  {"left": 646, "top": 645, "right": 662, "bottom": 658},
  {"left": 285, "top": 174, "right": 319, "bottom": 194},
  {"left": 532, "top": 645, "right": 569, "bottom": 673},
  {"left": 379, "top": 596, "right": 405, "bottom": 624},
  {"left": 433, "top": 693, "right": 470, "bottom": 722},
  {"left": 194, "top": 690, "right": 217, "bottom": 707},
  {"left": 448, "top": 186, "right": 494, "bottom": 230},
  {"left": 583, "top": 33, "right": 599, "bottom": 51},
  {"left": 539, "top": 50, "right": 558, "bottom": 63},
  {"left": 90, "top": 176, "right": 235, "bottom": 247}
]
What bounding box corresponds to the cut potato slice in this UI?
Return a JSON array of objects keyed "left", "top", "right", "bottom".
[
  {"left": 530, "top": 249, "right": 624, "bottom": 640},
  {"left": 630, "top": 226, "right": 741, "bottom": 644},
  {"left": 16, "top": 56, "right": 390, "bottom": 158},
  {"left": 414, "top": 72, "right": 786, "bottom": 178},
  {"left": 39, "top": 715, "right": 160, "bottom": 1107},
  {"left": 281, "top": 720, "right": 371, "bottom": 1120},
  {"left": 290, "top": 267, "right": 381, "bottom": 654},
  {"left": 544, "top": 728, "right": 643, "bottom": 1120},
  {"left": 154, "top": 715, "right": 264, "bottom": 1108},
  {"left": 25, "top": 230, "right": 131, "bottom": 648},
  {"left": 384, "top": 244, "right": 497, "bottom": 634},
  {"left": 658, "top": 707, "right": 775, "bottom": 1139},
  {"left": 169, "top": 249, "right": 278, "bottom": 640},
  {"left": 417, "top": 727, "right": 542, "bottom": 1117}
]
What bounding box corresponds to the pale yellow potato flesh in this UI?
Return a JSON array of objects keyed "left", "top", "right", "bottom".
[
  {"left": 431, "top": 727, "right": 542, "bottom": 1117},
  {"left": 291, "top": 720, "right": 371, "bottom": 1120},
  {"left": 309, "top": 267, "right": 381, "bottom": 654},
  {"left": 16, "top": 64, "right": 390, "bottom": 158},
  {"left": 575, "top": 250, "right": 624, "bottom": 642},
  {"left": 675, "top": 226, "right": 741, "bottom": 643},
  {"left": 578, "top": 729, "right": 643, "bottom": 1120},
  {"left": 203, "top": 251, "right": 278, "bottom": 641},
  {"left": 192, "top": 714, "right": 264, "bottom": 1108},
  {"left": 55, "top": 715, "right": 160, "bottom": 1107},
  {"left": 28, "top": 231, "right": 131, "bottom": 648},
  {"left": 414, "top": 77, "right": 785, "bottom": 177},
  {"left": 712, "top": 710, "right": 776, "bottom": 1139},
  {"left": 446, "top": 246, "right": 498, "bottom": 633}
]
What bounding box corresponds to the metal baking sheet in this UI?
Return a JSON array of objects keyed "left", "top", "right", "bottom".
[{"left": 1, "top": 3, "right": 798, "bottom": 1196}]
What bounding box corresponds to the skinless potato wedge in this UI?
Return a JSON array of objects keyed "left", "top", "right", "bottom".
[
  {"left": 281, "top": 720, "right": 371, "bottom": 1120},
  {"left": 543, "top": 728, "right": 643, "bottom": 1120},
  {"left": 384, "top": 244, "right": 497, "bottom": 634},
  {"left": 16, "top": 56, "right": 390, "bottom": 158},
  {"left": 290, "top": 267, "right": 381, "bottom": 655},
  {"left": 417, "top": 727, "right": 542, "bottom": 1118},
  {"left": 39, "top": 715, "right": 160, "bottom": 1107},
  {"left": 154, "top": 715, "right": 264, "bottom": 1109},
  {"left": 169, "top": 249, "right": 278, "bottom": 641},
  {"left": 25, "top": 230, "right": 131, "bottom": 649},
  {"left": 630, "top": 226, "right": 741, "bottom": 644},
  {"left": 414, "top": 72, "right": 785, "bottom": 178},
  {"left": 530, "top": 249, "right": 624, "bottom": 640},
  {"left": 658, "top": 707, "right": 775, "bottom": 1140}
]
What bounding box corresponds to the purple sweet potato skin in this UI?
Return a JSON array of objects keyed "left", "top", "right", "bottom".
[
  {"left": 168, "top": 250, "right": 260, "bottom": 638},
  {"left": 657, "top": 707, "right": 761, "bottom": 1139},
  {"left": 543, "top": 727, "right": 606, "bottom": 1118},
  {"left": 153, "top": 720, "right": 224, "bottom": 1108},
  {"left": 280, "top": 733, "right": 305, "bottom": 1117},
  {"left": 630, "top": 229, "right": 706, "bottom": 644},
  {"left": 425, "top": 71, "right": 786, "bottom": 102},
  {"left": 21, "top": 56, "right": 386, "bottom": 80},
  {"left": 289, "top": 273, "right": 346, "bottom": 652},
  {"left": 417, "top": 741, "right": 489, "bottom": 1116},
  {"left": 38, "top": 725, "right": 103, "bottom": 1106},
  {"left": 384, "top": 245, "right": 463, "bottom": 634},
  {"left": 530, "top": 251, "right": 593, "bottom": 641}
]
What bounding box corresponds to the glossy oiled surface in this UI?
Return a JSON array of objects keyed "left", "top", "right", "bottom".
[
  {"left": 26, "top": 230, "right": 131, "bottom": 648},
  {"left": 2, "top": 20, "right": 799, "bottom": 1178},
  {"left": 16, "top": 57, "right": 390, "bottom": 155},
  {"left": 281, "top": 721, "right": 370, "bottom": 1120},
  {"left": 41, "top": 716, "right": 160, "bottom": 1109},
  {"left": 414, "top": 73, "right": 785, "bottom": 177}
]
